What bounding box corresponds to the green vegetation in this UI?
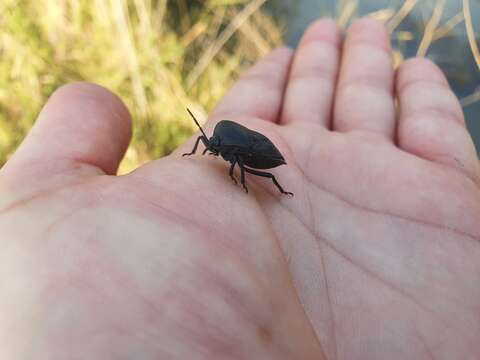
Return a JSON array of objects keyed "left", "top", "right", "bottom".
[
  {"left": 0, "top": 0, "right": 281, "bottom": 173},
  {"left": 1, "top": 0, "right": 478, "bottom": 172}
]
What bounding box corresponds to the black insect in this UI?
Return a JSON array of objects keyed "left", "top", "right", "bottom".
[{"left": 183, "top": 109, "right": 293, "bottom": 196}]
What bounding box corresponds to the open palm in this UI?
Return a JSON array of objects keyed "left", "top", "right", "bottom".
[{"left": 1, "top": 18, "right": 479, "bottom": 359}]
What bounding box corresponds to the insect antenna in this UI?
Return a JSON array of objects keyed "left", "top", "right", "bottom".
[{"left": 186, "top": 108, "right": 208, "bottom": 139}]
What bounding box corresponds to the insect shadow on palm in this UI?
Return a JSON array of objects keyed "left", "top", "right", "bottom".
[{"left": 182, "top": 109, "right": 294, "bottom": 196}]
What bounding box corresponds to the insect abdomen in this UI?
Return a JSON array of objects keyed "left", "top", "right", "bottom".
[{"left": 242, "top": 153, "right": 286, "bottom": 169}]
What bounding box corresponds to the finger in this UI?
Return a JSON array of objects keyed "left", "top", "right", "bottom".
[
  {"left": 211, "top": 47, "right": 293, "bottom": 123},
  {"left": 333, "top": 17, "right": 396, "bottom": 138},
  {"left": 396, "top": 58, "right": 480, "bottom": 182},
  {"left": 2, "top": 82, "right": 132, "bottom": 179},
  {"left": 280, "top": 18, "right": 341, "bottom": 127}
]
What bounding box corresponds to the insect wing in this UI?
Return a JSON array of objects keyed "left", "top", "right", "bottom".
[
  {"left": 213, "top": 120, "right": 253, "bottom": 147},
  {"left": 245, "top": 131, "right": 286, "bottom": 169},
  {"left": 214, "top": 120, "right": 286, "bottom": 169}
]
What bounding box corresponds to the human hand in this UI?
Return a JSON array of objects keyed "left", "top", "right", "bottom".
[{"left": 1, "top": 17, "right": 479, "bottom": 359}]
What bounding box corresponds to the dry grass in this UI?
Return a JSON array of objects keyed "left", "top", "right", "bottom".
[
  {"left": 338, "top": 0, "right": 358, "bottom": 29},
  {"left": 433, "top": 12, "right": 464, "bottom": 41},
  {"left": 186, "top": 0, "right": 269, "bottom": 89},
  {"left": 0, "top": 0, "right": 281, "bottom": 173},
  {"left": 366, "top": 0, "right": 480, "bottom": 111},
  {"left": 464, "top": 0, "right": 480, "bottom": 70},
  {"left": 461, "top": 89, "right": 480, "bottom": 107},
  {"left": 386, "top": 0, "right": 418, "bottom": 33},
  {"left": 417, "top": 0, "right": 445, "bottom": 57},
  {"left": 0, "top": 0, "right": 478, "bottom": 172}
]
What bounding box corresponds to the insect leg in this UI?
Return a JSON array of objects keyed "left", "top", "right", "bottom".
[
  {"left": 182, "top": 136, "right": 207, "bottom": 157},
  {"left": 203, "top": 148, "right": 217, "bottom": 156},
  {"left": 237, "top": 160, "right": 249, "bottom": 193},
  {"left": 243, "top": 167, "right": 293, "bottom": 196},
  {"left": 229, "top": 161, "right": 238, "bottom": 185}
]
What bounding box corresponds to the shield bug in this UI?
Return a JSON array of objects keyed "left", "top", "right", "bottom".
[{"left": 183, "top": 109, "right": 293, "bottom": 196}]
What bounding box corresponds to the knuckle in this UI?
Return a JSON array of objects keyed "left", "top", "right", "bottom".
[
  {"left": 292, "top": 41, "right": 339, "bottom": 81},
  {"left": 400, "top": 82, "right": 464, "bottom": 124},
  {"left": 338, "top": 80, "right": 379, "bottom": 94},
  {"left": 402, "top": 57, "right": 438, "bottom": 71},
  {"left": 337, "top": 82, "right": 393, "bottom": 104},
  {"left": 397, "top": 58, "right": 449, "bottom": 90},
  {"left": 401, "top": 109, "right": 467, "bottom": 139}
]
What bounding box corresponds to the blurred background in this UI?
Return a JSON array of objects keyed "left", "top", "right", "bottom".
[{"left": 0, "top": 0, "right": 478, "bottom": 174}]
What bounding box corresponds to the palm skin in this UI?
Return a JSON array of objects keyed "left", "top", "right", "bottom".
[{"left": 1, "top": 18, "right": 480, "bottom": 360}]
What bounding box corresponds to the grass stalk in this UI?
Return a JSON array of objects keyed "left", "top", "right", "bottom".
[
  {"left": 186, "top": 0, "right": 268, "bottom": 89},
  {"left": 463, "top": 0, "right": 480, "bottom": 71},
  {"left": 387, "top": 0, "right": 418, "bottom": 33},
  {"left": 417, "top": 0, "right": 445, "bottom": 57}
]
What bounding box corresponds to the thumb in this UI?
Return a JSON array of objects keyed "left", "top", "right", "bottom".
[{"left": 1, "top": 82, "right": 132, "bottom": 182}]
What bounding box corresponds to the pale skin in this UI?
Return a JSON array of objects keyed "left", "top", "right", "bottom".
[{"left": 1, "top": 17, "right": 479, "bottom": 359}]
